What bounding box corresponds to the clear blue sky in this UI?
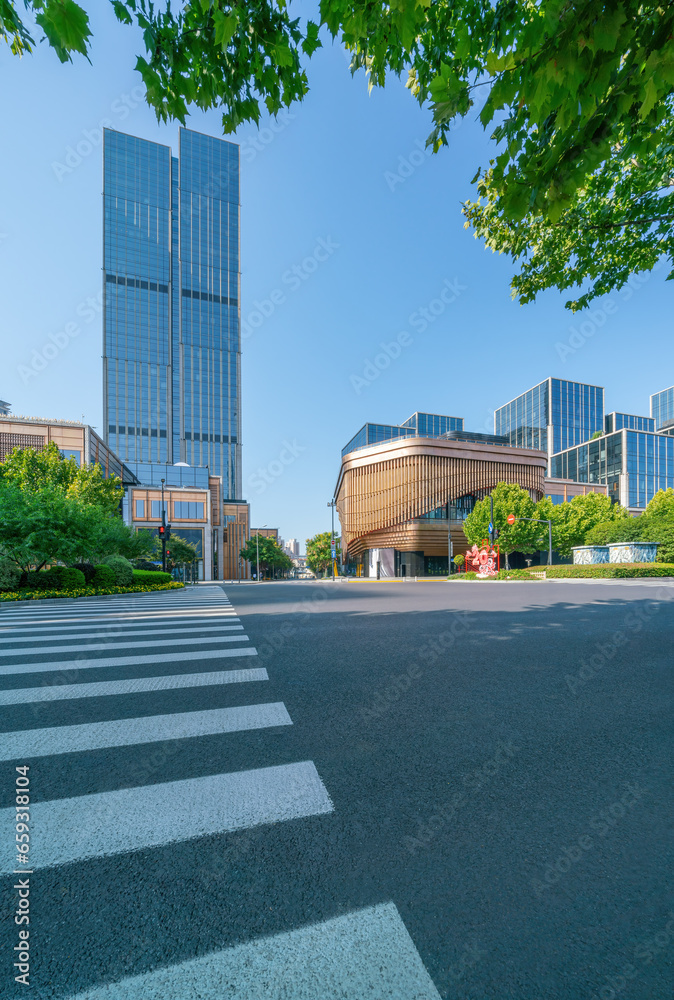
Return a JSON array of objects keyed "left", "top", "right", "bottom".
[{"left": 1, "top": 4, "right": 672, "bottom": 549}]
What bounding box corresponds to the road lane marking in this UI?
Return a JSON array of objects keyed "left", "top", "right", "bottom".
[
  {"left": 0, "top": 702, "right": 291, "bottom": 760},
  {"left": 0, "top": 624, "right": 242, "bottom": 642},
  {"left": 0, "top": 634, "right": 250, "bottom": 657},
  {"left": 0, "top": 646, "right": 257, "bottom": 675},
  {"left": 63, "top": 902, "right": 440, "bottom": 999},
  {"left": 1, "top": 761, "right": 333, "bottom": 873},
  {"left": 0, "top": 667, "right": 269, "bottom": 704}
]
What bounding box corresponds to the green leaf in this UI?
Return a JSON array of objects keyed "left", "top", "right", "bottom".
[{"left": 212, "top": 9, "right": 238, "bottom": 49}]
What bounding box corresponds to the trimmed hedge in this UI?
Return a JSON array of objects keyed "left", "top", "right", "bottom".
[
  {"left": 132, "top": 569, "right": 172, "bottom": 585},
  {"left": 102, "top": 554, "right": 134, "bottom": 586},
  {"left": 71, "top": 562, "right": 97, "bottom": 585},
  {"left": 21, "top": 567, "right": 86, "bottom": 590},
  {"left": 0, "top": 582, "right": 184, "bottom": 602},
  {"left": 92, "top": 565, "right": 116, "bottom": 588},
  {"left": 450, "top": 563, "right": 674, "bottom": 581}
]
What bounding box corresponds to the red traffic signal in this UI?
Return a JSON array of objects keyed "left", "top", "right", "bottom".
[
  {"left": 158, "top": 525, "right": 166, "bottom": 535},
  {"left": 507, "top": 514, "right": 516, "bottom": 525}
]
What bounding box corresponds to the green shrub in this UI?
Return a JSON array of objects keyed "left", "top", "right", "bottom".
[
  {"left": 133, "top": 559, "right": 162, "bottom": 572},
  {"left": 60, "top": 567, "right": 86, "bottom": 589},
  {"left": 0, "top": 581, "right": 185, "bottom": 602},
  {"left": 0, "top": 556, "right": 21, "bottom": 591},
  {"left": 102, "top": 554, "right": 133, "bottom": 586},
  {"left": 92, "top": 565, "right": 116, "bottom": 588},
  {"left": 24, "top": 568, "right": 60, "bottom": 589},
  {"left": 132, "top": 569, "right": 172, "bottom": 585},
  {"left": 71, "top": 562, "right": 97, "bottom": 585}
]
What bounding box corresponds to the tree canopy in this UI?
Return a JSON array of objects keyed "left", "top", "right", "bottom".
[
  {"left": 240, "top": 533, "right": 293, "bottom": 578},
  {"left": 5, "top": 1, "right": 673, "bottom": 309},
  {"left": 0, "top": 442, "right": 132, "bottom": 570},
  {"left": 306, "top": 531, "right": 340, "bottom": 576}
]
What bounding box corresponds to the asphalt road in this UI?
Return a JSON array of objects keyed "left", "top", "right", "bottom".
[{"left": 0, "top": 579, "right": 672, "bottom": 999}]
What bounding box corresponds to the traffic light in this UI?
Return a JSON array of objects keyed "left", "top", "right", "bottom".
[{"left": 158, "top": 524, "right": 171, "bottom": 540}]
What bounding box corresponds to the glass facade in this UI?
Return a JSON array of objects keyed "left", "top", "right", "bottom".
[
  {"left": 342, "top": 412, "right": 463, "bottom": 457},
  {"left": 125, "top": 461, "right": 210, "bottom": 489},
  {"left": 495, "top": 378, "right": 604, "bottom": 456},
  {"left": 651, "top": 385, "right": 674, "bottom": 430},
  {"left": 605, "top": 412, "right": 655, "bottom": 433},
  {"left": 551, "top": 429, "right": 674, "bottom": 508},
  {"left": 103, "top": 127, "right": 241, "bottom": 496}
]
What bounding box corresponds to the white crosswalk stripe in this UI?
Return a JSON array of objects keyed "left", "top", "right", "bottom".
[
  {"left": 0, "top": 666, "right": 269, "bottom": 704},
  {"left": 63, "top": 903, "right": 441, "bottom": 1000},
  {"left": 0, "top": 702, "right": 292, "bottom": 760},
  {"left": 0, "top": 624, "right": 243, "bottom": 642},
  {"left": 0, "top": 587, "right": 380, "bottom": 994},
  {"left": 0, "top": 632, "right": 249, "bottom": 656}
]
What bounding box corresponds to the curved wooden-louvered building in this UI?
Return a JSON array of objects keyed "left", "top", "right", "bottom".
[{"left": 335, "top": 433, "right": 548, "bottom": 577}]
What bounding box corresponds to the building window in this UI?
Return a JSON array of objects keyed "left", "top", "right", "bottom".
[
  {"left": 174, "top": 501, "right": 205, "bottom": 519},
  {"left": 60, "top": 449, "right": 81, "bottom": 466},
  {"left": 151, "top": 499, "right": 162, "bottom": 519},
  {"left": 135, "top": 498, "right": 145, "bottom": 518}
]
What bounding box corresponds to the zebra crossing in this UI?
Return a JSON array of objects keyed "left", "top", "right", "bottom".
[
  {"left": 0, "top": 585, "right": 332, "bottom": 874},
  {"left": 1, "top": 585, "right": 441, "bottom": 999}
]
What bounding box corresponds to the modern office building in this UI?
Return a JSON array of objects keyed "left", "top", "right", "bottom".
[
  {"left": 342, "top": 412, "right": 463, "bottom": 458},
  {"left": 0, "top": 399, "right": 10, "bottom": 416},
  {"left": 604, "top": 412, "right": 655, "bottom": 434},
  {"left": 0, "top": 414, "right": 138, "bottom": 483},
  {"left": 551, "top": 426, "right": 674, "bottom": 510},
  {"left": 102, "top": 127, "right": 241, "bottom": 497},
  {"left": 651, "top": 385, "right": 674, "bottom": 431},
  {"left": 495, "top": 378, "right": 604, "bottom": 464},
  {"left": 124, "top": 464, "right": 250, "bottom": 580},
  {"left": 336, "top": 414, "right": 606, "bottom": 575}
]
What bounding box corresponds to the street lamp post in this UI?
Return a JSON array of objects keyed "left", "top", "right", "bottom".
[
  {"left": 160, "top": 478, "right": 166, "bottom": 573},
  {"left": 446, "top": 499, "right": 453, "bottom": 576},
  {"left": 327, "top": 499, "right": 336, "bottom": 578},
  {"left": 256, "top": 524, "right": 267, "bottom": 583}
]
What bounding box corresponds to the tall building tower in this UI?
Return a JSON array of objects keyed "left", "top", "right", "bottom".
[
  {"left": 651, "top": 384, "right": 674, "bottom": 430},
  {"left": 102, "top": 127, "right": 241, "bottom": 497},
  {"left": 494, "top": 377, "right": 604, "bottom": 467}
]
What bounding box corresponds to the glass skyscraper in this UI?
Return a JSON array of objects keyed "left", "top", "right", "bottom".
[
  {"left": 103, "top": 127, "right": 241, "bottom": 497},
  {"left": 651, "top": 385, "right": 674, "bottom": 430},
  {"left": 494, "top": 377, "right": 604, "bottom": 461}
]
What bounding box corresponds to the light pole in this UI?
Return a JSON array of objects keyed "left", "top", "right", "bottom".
[
  {"left": 256, "top": 524, "right": 267, "bottom": 583},
  {"left": 327, "top": 499, "right": 336, "bottom": 578},
  {"left": 446, "top": 499, "right": 453, "bottom": 576},
  {"left": 160, "top": 478, "right": 166, "bottom": 572}
]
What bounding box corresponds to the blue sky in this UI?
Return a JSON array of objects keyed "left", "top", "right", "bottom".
[{"left": 1, "top": 4, "right": 672, "bottom": 548}]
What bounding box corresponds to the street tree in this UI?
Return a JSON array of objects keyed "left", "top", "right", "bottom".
[
  {"left": 306, "top": 531, "right": 340, "bottom": 576},
  {"left": 5, "top": 2, "right": 673, "bottom": 309},
  {"left": 462, "top": 483, "right": 540, "bottom": 568},
  {"left": 240, "top": 534, "right": 292, "bottom": 579}
]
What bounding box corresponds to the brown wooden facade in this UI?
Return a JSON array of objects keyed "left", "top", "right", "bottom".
[{"left": 335, "top": 437, "right": 549, "bottom": 559}]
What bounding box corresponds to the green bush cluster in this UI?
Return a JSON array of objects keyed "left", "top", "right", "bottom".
[
  {"left": 132, "top": 569, "right": 172, "bottom": 585},
  {"left": 0, "top": 582, "right": 184, "bottom": 602},
  {"left": 451, "top": 563, "right": 674, "bottom": 581},
  {"left": 92, "top": 565, "right": 116, "bottom": 588},
  {"left": 22, "top": 566, "right": 87, "bottom": 590},
  {"left": 101, "top": 554, "right": 134, "bottom": 586}
]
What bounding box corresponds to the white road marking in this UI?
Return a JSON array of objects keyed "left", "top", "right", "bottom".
[
  {"left": 0, "top": 634, "right": 250, "bottom": 657},
  {"left": 0, "top": 646, "right": 257, "bottom": 675},
  {"left": 64, "top": 902, "right": 440, "bottom": 999},
  {"left": 0, "top": 667, "right": 269, "bottom": 704},
  {"left": 0, "top": 702, "right": 291, "bottom": 760},
  {"left": 0, "top": 624, "right": 242, "bottom": 642},
  {"left": 1, "top": 761, "right": 333, "bottom": 874}
]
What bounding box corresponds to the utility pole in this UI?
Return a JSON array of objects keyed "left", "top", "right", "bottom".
[
  {"left": 256, "top": 524, "right": 267, "bottom": 583},
  {"left": 161, "top": 478, "right": 166, "bottom": 572},
  {"left": 327, "top": 499, "right": 337, "bottom": 578},
  {"left": 446, "top": 500, "right": 453, "bottom": 575}
]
